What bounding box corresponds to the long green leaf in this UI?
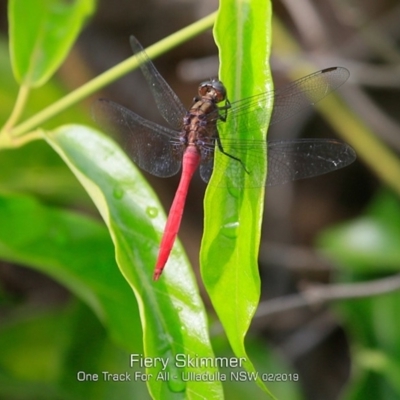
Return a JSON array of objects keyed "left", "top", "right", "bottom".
[
  {"left": 9, "top": 0, "right": 95, "bottom": 87},
  {"left": 43, "top": 125, "right": 223, "bottom": 399},
  {"left": 0, "top": 190, "right": 140, "bottom": 350},
  {"left": 0, "top": 302, "right": 150, "bottom": 400},
  {"left": 201, "top": 0, "right": 274, "bottom": 397}
]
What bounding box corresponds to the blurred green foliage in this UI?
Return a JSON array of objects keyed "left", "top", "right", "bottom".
[{"left": 318, "top": 190, "right": 400, "bottom": 399}]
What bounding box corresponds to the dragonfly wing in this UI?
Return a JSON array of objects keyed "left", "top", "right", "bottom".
[
  {"left": 220, "top": 67, "right": 350, "bottom": 135},
  {"left": 130, "top": 36, "right": 187, "bottom": 130},
  {"left": 206, "top": 138, "right": 355, "bottom": 188},
  {"left": 267, "top": 139, "right": 356, "bottom": 186},
  {"left": 199, "top": 147, "right": 215, "bottom": 183},
  {"left": 207, "top": 139, "right": 267, "bottom": 188},
  {"left": 92, "top": 99, "right": 182, "bottom": 177},
  {"left": 270, "top": 67, "right": 350, "bottom": 126}
]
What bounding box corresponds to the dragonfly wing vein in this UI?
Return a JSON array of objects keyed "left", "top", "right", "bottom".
[
  {"left": 130, "top": 36, "right": 187, "bottom": 130},
  {"left": 270, "top": 67, "right": 350, "bottom": 125},
  {"left": 92, "top": 99, "right": 182, "bottom": 177},
  {"left": 266, "top": 139, "right": 356, "bottom": 185}
]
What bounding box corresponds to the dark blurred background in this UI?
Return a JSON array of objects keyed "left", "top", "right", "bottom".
[{"left": 2, "top": 0, "right": 400, "bottom": 399}]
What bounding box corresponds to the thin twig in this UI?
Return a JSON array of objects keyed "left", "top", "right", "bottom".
[
  {"left": 254, "top": 273, "right": 400, "bottom": 320},
  {"left": 210, "top": 274, "right": 400, "bottom": 336}
]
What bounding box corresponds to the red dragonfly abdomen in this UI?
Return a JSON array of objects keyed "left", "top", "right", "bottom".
[{"left": 153, "top": 146, "right": 201, "bottom": 280}]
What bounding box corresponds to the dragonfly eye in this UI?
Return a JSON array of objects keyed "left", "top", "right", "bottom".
[{"left": 198, "top": 79, "right": 227, "bottom": 103}]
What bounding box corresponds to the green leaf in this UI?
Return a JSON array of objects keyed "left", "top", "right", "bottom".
[
  {"left": 0, "top": 37, "right": 19, "bottom": 121},
  {"left": 317, "top": 190, "right": 400, "bottom": 273},
  {"left": 43, "top": 125, "right": 223, "bottom": 399},
  {"left": 8, "top": 0, "right": 95, "bottom": 87},
  {"left": 0, "top": 36, "right": 98, "bottom": 206},
  {"left": 333, "top": 292, "right": 400, "bottom": 400},
  {"left": 0, "top": 301, "right": 150, "bottom": 400},
  {"left": 201, "top": 0, "right": 274, "bottom": 397},
  {"left": 0, "top": 190, "right": 140, "bottom": 350}
]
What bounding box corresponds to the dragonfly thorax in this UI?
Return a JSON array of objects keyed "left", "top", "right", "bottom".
[{"left": 198, "top": 79, "right": 227, "bottom": 103}]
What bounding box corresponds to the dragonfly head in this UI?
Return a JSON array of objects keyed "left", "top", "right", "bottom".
[{"left": 198, "top": 79, "right": 227, "bottom": 103}]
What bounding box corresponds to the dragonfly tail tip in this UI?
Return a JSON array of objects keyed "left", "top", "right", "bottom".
[{"left": 153, "top": 269, "right": 162, "bottom": 281}]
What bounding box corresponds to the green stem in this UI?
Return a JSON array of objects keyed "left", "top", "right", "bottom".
[
  {"left": 273, "top": 16, "right": 400, "bottom": 197},
  {"left": 2, "top": 84, "right": 30, "bottom": 133},
  {"left": 10, "top": 11, "right": 217, "bottom": 138}
]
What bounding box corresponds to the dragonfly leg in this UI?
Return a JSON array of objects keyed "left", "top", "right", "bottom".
[
  {"left": 217, "top": 99, "right": 231, "bottom": 122},
  {"left": 216, "top": 135, "right": 250, "bottom": 174}
]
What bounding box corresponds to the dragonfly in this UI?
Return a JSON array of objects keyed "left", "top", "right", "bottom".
[{"left": 92, "top": 36, "right": 356, "bottom": 280}]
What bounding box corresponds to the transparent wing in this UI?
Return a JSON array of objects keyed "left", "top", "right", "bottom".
[
  {"left": 266, "top": 139, "right": 356, "bottom": 186},
  {"left": 207, "top": 138, "right": 356, "bottom": 188},
  {"left": 130, "top": 36, "right": 187, "bottom": 130},
  {"left": 92, "top": 99, "right": 183, "bottom": 177},
  {"left": 209, "top": 67, "right": 350, "bottom": 135},
  {"left": 270, "top": 67, "right": 350, "bottom": 125},
  {"left": 199, "top": 147, "right": 216, "bottom": 183},
  {"left": 208, "top": 139, "right": 267, "bottom": 188}
]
